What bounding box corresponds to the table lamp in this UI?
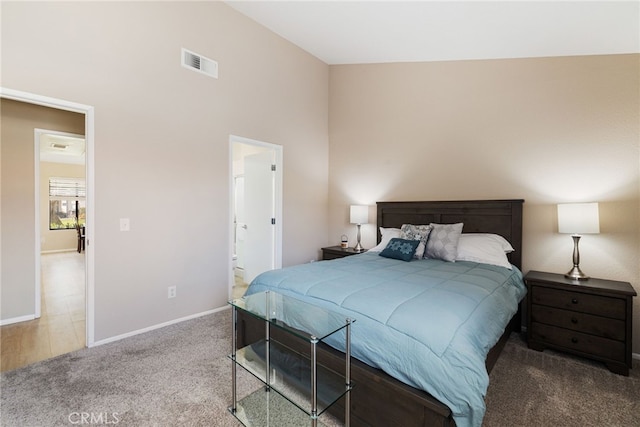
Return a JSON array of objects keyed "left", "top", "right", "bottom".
[
  {"left": 557, "top": 202, "right": 600, "bottom": 280},
  {"left": 350, "top": 205, "right": 369, "bottom": 252}
]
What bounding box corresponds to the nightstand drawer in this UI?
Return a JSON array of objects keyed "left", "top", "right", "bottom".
[
  {"left": 323, "top": 252, "right": 344, "bottom": 260},
  {"left": 530, "top": 322, "right": 625, "bottom": 362},
  {"left": 530, "top": 305, "right": 625, "bottom": 341},
  {"left": 531, "top": 286, "right": 625, "bottom": 319}
]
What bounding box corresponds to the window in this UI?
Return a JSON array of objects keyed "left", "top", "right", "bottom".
[{"left": 49, "top": 177, "right": 86, "bottom": 230}]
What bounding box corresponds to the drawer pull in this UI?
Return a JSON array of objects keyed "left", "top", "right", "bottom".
[
  {"left": 571, "top": 317, "right": 578, "bottom": 324},
  {"left": 571, "top": 337, "right": 578, "bottom": 344},
  {"left": 571, "top": 298, "right": 578, "bottom": 304}
]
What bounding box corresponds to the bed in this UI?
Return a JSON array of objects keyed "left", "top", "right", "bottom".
[{"left": 236, "top": 199, "right": 525, "bottom": 427}]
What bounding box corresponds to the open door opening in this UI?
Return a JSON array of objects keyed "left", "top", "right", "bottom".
[
  {"left": 0, "top": 88, "right": 95, "bottom": 373},
  {"left": 229, "top": 136, "right": 282, "bottom": 300},
  {"left": 36, "top": 129, "right": 87, "bottom": 362}
]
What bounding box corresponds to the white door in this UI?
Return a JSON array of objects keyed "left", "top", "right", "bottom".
[
  {"left": 243, "top": 150, "right": 276, "bottom": 283},
  {"left": 234, "top": 176, "right": 245, "bottom": 270}
]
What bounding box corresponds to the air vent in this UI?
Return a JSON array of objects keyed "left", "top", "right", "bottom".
[{"left": 181, "top": 48, "right": 218, "bottom": 79}]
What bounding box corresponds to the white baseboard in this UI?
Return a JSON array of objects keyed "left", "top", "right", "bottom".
[
  {"left": 90, "top": 306, "right": 230, "bottom": 348},
  {"left": 0, "top": 314, "right": 36, "bottom": 326}
]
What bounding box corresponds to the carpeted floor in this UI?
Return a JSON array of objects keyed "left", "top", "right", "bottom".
[
  {"left": 484, "top": 334, "right": 640, "bottom": 427},
  {"left": 1, "top": 309, "right": 244, "bottom": 427},
  {"left": 1, "top": 309, "right": 638, "bottom": 426}
]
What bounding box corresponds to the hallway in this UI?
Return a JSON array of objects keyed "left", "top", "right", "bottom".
[{"left": 1, "top": 252, "right": 85, "bottom": 372}]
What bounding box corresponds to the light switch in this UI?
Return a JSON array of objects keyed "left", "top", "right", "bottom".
[{"left": 120, "top": 218, "right": 130, "bottom": 232}]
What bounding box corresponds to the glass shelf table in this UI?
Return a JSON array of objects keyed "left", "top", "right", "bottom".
[{"left": 229, "top": 291, "right": 353, "bottom": 427}]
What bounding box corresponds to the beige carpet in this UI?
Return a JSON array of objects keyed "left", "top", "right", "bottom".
[
  {"left": 1, "top": 309, "right": 638, "bottom": 426},
  {"left": 484, "top": 333, "right": 640, "bottom": 427}
]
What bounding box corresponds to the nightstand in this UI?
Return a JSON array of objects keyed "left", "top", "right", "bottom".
[
  {"left": 321, "top": 246, "right": 367, "bottom": 260},
  {"left": 525, "top": 270, "right": 636, "bottom": 376}
]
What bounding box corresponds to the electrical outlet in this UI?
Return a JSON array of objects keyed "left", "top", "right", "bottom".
[
  {"left": 120, "top": 218, "right": 130, "bottom": 232},
  {"left": 168, "top": 286, "right": 176, "bottom": 299}
]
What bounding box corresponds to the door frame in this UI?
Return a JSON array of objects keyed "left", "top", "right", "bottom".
[
  {"left": 1, "top": 87, "right": 96, "bottom": 346},
  {"left": 228, "top": 135, "right": 282, "bottom": 298}
]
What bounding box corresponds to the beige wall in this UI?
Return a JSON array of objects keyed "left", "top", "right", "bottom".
[
  {"left": 4, "top": 2, "right": 637, "bottom": 354},
  {"left": 1, "top": 99, "right": 85, "bottom": 320},
  {"left": 329, "top": 54, "right": 640, "bottom": 352},
  {"left": 1, "top": 2, "right": 329, "bottom": 340},
  {"left": 40, "top": 162, "right": 86, "bottom": 252}
]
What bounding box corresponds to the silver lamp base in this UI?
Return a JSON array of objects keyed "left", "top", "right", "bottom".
[
  {"left": 353, "top": 224, "right": 364, "bottom": 252},
  {"left": 565, "top": 265, "right": 589, "bottom": 281},
  {"left": 565, "top": 234, "right": 589, "bottom": 281}
]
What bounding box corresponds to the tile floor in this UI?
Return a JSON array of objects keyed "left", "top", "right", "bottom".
[{"left": 1, "top": 251, "right": 86, "bottom": 372}]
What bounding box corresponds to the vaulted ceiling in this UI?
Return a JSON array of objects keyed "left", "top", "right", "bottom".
[{"left": 226, "top": 1, "right": 639, "bottom": 64}]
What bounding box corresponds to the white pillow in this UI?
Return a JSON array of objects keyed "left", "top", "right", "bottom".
[
  {"left": 465, "top": 233, "right": 515, "bottom": 252},
  {"left": 369, "top": 227, "right": 401, "bottom": 252},
  {"left": 455, "top": 233, "right": 514, "bottom": 269}
]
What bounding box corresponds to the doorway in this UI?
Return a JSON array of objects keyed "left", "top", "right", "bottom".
[
  {"left": 36, "top": 128, "right": 86, "bottom": 313},
  {"left": 229, "top": 135, "right": 282, "bottom": 299},
  {"left": 35, "top": 130, "right": 87, "bottom": 366},
  {"left": 0, "top": 88, "right": 95, "bottom": 351}
]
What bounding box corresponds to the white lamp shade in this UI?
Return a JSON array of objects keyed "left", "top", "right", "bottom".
[
  {"left": 557, "top": 203, "right": 600, "bottom": 234},
  {"left": 350, "top": 205, "right": 369, "bottom": 224}
]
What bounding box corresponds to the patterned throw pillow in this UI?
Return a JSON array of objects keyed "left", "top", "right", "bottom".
[
  {"left": 425, "top": 223, "right": 464, "bottom": 262},
  {"left": 400, "top": 224, "right": 432, "bottom": 259},
  {"left": 379, "top": 238, "right": 420, "bottom": 262}
]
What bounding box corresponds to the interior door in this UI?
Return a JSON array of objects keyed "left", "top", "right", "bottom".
[
  {"left": 243, "top": 150, "right": 275, "bottom": 284},
  {"left": 234, "top": 176, "right": 245, "bottom": 270}
]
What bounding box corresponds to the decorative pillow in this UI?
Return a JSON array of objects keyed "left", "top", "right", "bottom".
[
  {"left": 425, "top": 223, "right": 464, "bottom": 262},
  {"left": 456, "top": 234, "right": 514, "bottom": 269},
  {"left": 400, "top": 224, "right": 432, "bottom": 259},
  {"left": 369, "top": 227, "right": 401, "bottom": 252},
  {"left": 379, "top": 238, "right": 420, "bottom": 262}
]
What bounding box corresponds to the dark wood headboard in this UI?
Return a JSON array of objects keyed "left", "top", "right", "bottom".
[{"left": 376, "top": 199, "right": 524, "bottom": 270}]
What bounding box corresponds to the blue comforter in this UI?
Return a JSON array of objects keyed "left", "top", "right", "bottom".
[{"left": 245, "top": 252, "right": 526, "bottom": 427}]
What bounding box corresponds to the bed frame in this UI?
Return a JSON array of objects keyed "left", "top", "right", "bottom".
[{"left": 236, "top": 199, "right": 524, "bottom": 427}]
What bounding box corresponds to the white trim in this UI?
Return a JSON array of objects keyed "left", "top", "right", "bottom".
[
  {"left": 40, "top": 249, "right": 78, "bottom": 254},
  {"left": 0, "top": 314, "right": 37, "bottom": 326},
  {"left": 0, "top": 88, "right": 93, "bottom": 114},
  {"left": 85, "top": 99, "right": 95, "bottom": 347},
  {"left": 90, "top": 306, "right": 228, "bottom": 347},
  {"left": 228, "top": 135, "right": 283, "bottom": 299},
  {"left": 0, "top": 87, "right": 96, "bottom": 347},
  {"left": 34, "top": 130, "right": 42, "bottom": 318}
]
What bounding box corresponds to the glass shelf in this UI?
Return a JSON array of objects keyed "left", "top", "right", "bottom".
[
  {"left": 229, "top": 387, "right": 329, "bottom": 427},
  {"left": 230, "top": 291, "right": 351, "bottom": 342},
  {"left": 229, "top": 291, "right": 353, "bottom": 427},
  {"left": 231, "top": 339, "right": 350, "bottom": 416}
]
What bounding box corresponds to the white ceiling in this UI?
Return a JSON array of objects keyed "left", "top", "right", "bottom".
[
  {"left": 226, "top": 1, "right": 640, "bottom": 64},
  {"left": 40, "top": 133, "right": 86, "bottom": 165}
]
